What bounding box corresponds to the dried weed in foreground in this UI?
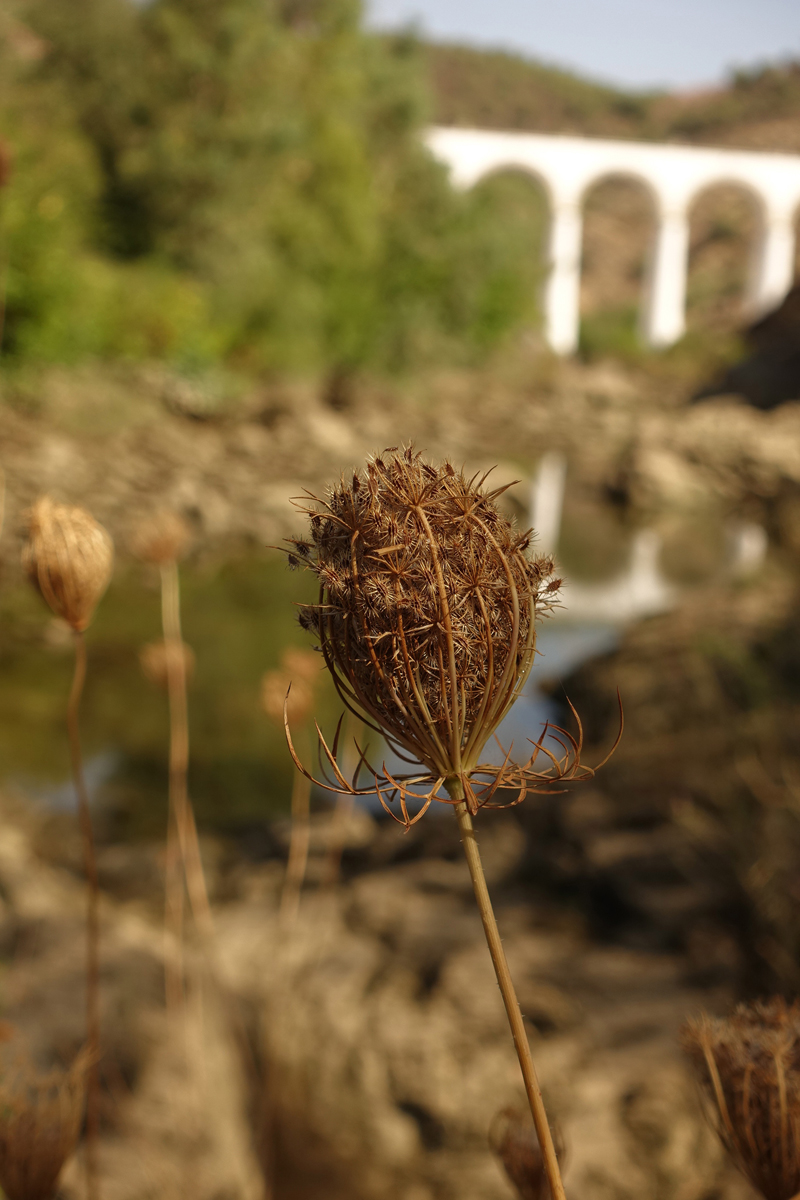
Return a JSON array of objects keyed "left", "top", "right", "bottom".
[
  {"left": 0, "top": 1049, "right": 89, "bottom": 1200},
  {"left": 284, "top": 447, "right": 621, "bottom": 1200},
  {"left": 23, "top": 498, "right": 112, "bottom": 1200},
  {"left": 285, "top": 446, "right": 620, "bottom": 822},
  {"left": 131, "top": 510, "right": 191, "bottom": 565},
  {"left": 139, "top": 639, "right": 196, "bottom": 690},
  {"left": 683, "top": 999, "right": 800, "bottom": 1200},
  {"left": 490, "top": 1107, "right": 565, "bottom": 1200},
  {"left": 23, "top": 497, "right": 113, "bottom": 632}
]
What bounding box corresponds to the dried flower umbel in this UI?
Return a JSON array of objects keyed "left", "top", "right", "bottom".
[
  {"left": 0, "top": 1049, "right": 89, "bottom": 1200},
  {"left": 683, "top": 999, "right": 800, "bottom": 1200},
  {"left": 285, "top": 447, "right": 620, "bottom": 1200},
  {"left": 23, "top": 497, "right": 112, "bottom": 1200},
  {"left": 490, "top": 1106, "right": 565, "bottom": 1200},
  {"left": 24, "top": 498, "right": 113, "bottom": 633}
]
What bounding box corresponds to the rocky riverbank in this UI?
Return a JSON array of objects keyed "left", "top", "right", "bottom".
[
  {"left": 0, "top": 781, "right": 758, "bottom": 1200},
  {"left": 1, "top": 358, "right": 799, "bottom": 565}
]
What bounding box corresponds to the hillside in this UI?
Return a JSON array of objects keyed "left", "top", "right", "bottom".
[{"left": 425, "top": 41, "right": 800, "bottom": 154}]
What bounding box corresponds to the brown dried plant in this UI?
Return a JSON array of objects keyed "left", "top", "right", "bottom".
[
  {"left": 262, "top": 648, "right": 319, "bottom": 923},
  {"left": 139, "top": 639, "right": 196, "bottom": 690},
  {"left": 490, "top": 1106, "right": 565, "bottom": 1200},
  {"left": 0, "top": 1049, "right": 89, "bottom": 1200},
  {"left": 283, "top": 447, "right": 621, "bottom": 1200},
  {"left": 683, "top": 999, "right": 800, "bottom": 1200},
  {"left": 23, "top": 497, "right": 113, "bottom": 1200},
  {"left": 24, "top": 497, "right": 113, "bottom": 633},
  {"left": 132, "top": 511, "right": 212, "bottom": 1011}
]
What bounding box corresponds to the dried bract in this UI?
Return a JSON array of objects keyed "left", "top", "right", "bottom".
[
  {"left": 139, "top": 639, "right": 195, "bottom": 690},
  {"left": 131, "top": 510, "right": 191, "bottom": 564},
  {"left": 23, "top": 498, "right": 113, "bottom": 632},
  {"left": 489, "top": 1107, "right": 564, "bottom": 1200},
  {"left": 284, "top": 447, "right": 620, "bottom": 827},
  {"left": 683, "top": 999, "right": 800, "bottom": 1200},
  {"left": 0, "top": 1050, "right": 89, "bottom": 1200}
]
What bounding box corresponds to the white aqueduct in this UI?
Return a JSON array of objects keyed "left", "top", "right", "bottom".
[{"left": 427, "top": 127, "right": 800, "bottom": 354}]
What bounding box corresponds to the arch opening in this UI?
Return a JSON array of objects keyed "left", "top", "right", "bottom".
[
  {"left": 466, "top": 167, "right": 551, "bottom": 340},
  {"left": 578, "top": 172, "right": 658, "bottom": 359},
  {"left": 685, "top": 181, "right": 765, "bottom": 337}
]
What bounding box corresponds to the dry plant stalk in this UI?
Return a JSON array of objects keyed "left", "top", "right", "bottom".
[
  {"left": 283, "top": 447, "right": 621, "bottom": 1200},
  {"left": 134, "top": 512, "right": 212, "bottom": 1008},
  {"left": 490, "top": 1106, "right": 565, "bottom": 1200},
  {"left": 0, "top": 1048, "right": 90, "bottom": 1200},
  {"left": 683, "top": 999, "right": 800, "bottom": 1200},
  {"left": 23, "top": 496, "right": 114, "bottom": 1200},
  {"left": 262, "top": 648, "right": 319, "bottom": 923}
]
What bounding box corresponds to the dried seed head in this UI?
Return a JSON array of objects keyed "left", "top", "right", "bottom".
[
  {"left": 23, "top": 497, "right": 114, "bottom": 632},
  {"left": 489, "top": 1107, "right": 565, "bottom": 1200},
  {"left": 0, "top": 1047, "right": 89, "bottom": 1200},
  {"left": 139, "top": 639, "right": 195, "bottom": 690},
  {"left": 297, "top": 448, "right": 558, "bottom": 782},
  {"left": 131, "top": 510, "right": 191, "bottom": 564},
  {"left": 682, "top": 999, "right": 800, "bottom": 1200}
]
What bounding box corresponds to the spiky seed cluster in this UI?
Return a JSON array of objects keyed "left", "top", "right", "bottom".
[
  {"left": 0, "top": 1049, "right": 89, "bottom": 1200},
  {"left": 23, "top": 498, "right": 114, "bottom": 633},
  {"left": 683, "top": 999, "right": 800, "bottom": 1200},
  {"left": 489, "top": 1107, "right": 564, "bottom": 1200},
  {"left": 139, "top": 639, "right": 195, "bottom": 690},
  {"left": 281, "top": 447, "right": 617, "bottom": 827},
  {"left": 131, "top": 511, "right": 190, "bottom": 565},
  {"left": 297, "top": 448, "right": 557, "bottom": 773}
]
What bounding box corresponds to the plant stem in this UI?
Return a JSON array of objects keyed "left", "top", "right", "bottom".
[
  {"left": 451, "top": 791, "right": 567, "bottom": 1200},
  {"left": 161, "top": 560, "right": 213, "bottom": 943},
  {"left": 279, "top": 750, "right": 311, "bottom": 925},
  {"left": 67, "top": 631, "right": 100, "bottom": 1200}
]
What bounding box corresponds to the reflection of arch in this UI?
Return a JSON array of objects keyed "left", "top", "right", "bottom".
[
  {"left": 427, "top": 127, "right": 800, "bottom": 354},
  {"left": 686, "top": 180, "right": 764, "bottom": 329}
]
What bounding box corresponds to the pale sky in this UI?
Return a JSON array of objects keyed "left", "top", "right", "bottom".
[{"left": 366, "top": 0, "right": 800, "bottom": 91}]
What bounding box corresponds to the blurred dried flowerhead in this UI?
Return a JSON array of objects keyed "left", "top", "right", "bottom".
[
  {"left": 131, "top": 510, "right": 191, "bottom": 564},
  {"left": 262, "top": 647, "right": 319, "bottom": 728},
  {"left": 139, "top": 639, "right": 195, "bottom": 690},
  {"left": 683, "top": 999, "right": 800, "bottom": 1200},
  {"left": 285, "top": 447, "right": 618, "bottom": 826},
  {"left": 23, "top": 497, "right": 114, "bottom": 632},
  {"left": 489, "top": 1107, "right": 565, "bottom": 1200},
  {"left": 0, "top": 1048, "right": 89, "bottom": 1200}
]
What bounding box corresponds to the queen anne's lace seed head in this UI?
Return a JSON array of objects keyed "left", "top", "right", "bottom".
[
  {"left": 23, "top": 498, "right": 113, "bottom": 633},
  {"left": 683, "top": 1000, "right": 800, "bottom": 1200},
  {"left": 285, "top": 447, "right": 619, "bottom": 826},
  {"left": 131, "top": 511, "right": 191, "bottom": 565},
  {"left": 0, "top": 1046, "right": 89, "bottom": 1200}
]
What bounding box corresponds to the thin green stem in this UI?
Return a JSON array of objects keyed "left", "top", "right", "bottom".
[
  {"left": 67, "top": 631, "right": 100, "bottom": 1200},
  {"left": 449, "top": 782, "right": 566, "bottom": 1200}
]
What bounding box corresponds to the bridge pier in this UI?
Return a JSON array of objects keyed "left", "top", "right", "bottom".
[
  {"left": 545, "top": 201, "right": 583, "bottom": 354},
  {"left": 747, "top": 210, "right": 797, "bottom": 317},
  {"left": 642, "top": 208, "right": 690, "bottom": 348}
]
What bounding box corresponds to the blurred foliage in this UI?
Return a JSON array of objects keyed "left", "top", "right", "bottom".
[{"left": 0, "top": 0, "right": 547, "bottom": 376}]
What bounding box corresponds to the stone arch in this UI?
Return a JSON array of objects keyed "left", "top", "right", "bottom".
[
  {"left": 576, "top": 170, "right": 660, "bottom": 353},
  {"left": 685, "top": 177, "right": 766, "bottom": 333}
]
